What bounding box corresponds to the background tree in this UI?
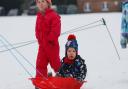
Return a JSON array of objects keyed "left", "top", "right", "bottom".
[
  {"left": 0, "top": 0, "right": 25, "bottom": 15},
  {"left": 52, "top": 0, "right": 77, "bottom": 5}
]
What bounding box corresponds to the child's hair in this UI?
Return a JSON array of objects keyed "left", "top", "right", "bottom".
[
  {"left": 65, "top": 34, "right": 78, "bottom": 56},
  {"left": 35, "top": 0, "right": 52, "bottom": 8},
  {"left": 46, "top": 0, "right": 52, "bottom": 8}
]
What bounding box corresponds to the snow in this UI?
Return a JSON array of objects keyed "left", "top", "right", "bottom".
[{"left": 0, "top": 13, "right": 128, "bottom": 89}]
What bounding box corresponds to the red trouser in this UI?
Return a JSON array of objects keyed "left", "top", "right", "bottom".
[{"left": 36, "top": 46, "right": 61, "bottom": 78}]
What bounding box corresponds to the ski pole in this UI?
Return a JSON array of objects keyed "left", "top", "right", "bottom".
[{"left": 102, "top": 18, "right": 120, "bottom": 60}]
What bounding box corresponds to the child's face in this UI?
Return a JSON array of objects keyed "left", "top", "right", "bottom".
[
  {"left": 67, "top": 48, "right": 77, "bottom": 60},
  {"left": 36, "top": 0, "right": 49, "bottom": 12}
]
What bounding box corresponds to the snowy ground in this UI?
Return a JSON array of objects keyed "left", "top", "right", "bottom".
[{"left": 0, "top": 13, "right": 128, "bottom": 89}]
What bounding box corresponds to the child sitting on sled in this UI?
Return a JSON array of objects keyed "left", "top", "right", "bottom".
[{"left": 58, "top": 34, "right": 87, "bottom": 82}]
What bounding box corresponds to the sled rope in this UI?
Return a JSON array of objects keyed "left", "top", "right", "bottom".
[
  {"left": 0, "top": 35, "right": 59, "bottom": 88},
  {"left": 0, "top": 40, "right": 36, "bottom": 53},
  {"left": 61, "top": 23, "right": 103, "bottom": 35},
  {"left": 0, "top": 35, "right": 45, "bottom": 78},
  {"left": 61, "top": 19, "right": 103, "bottom": 35},
  {"left": 0, "top": 19, "right": 103, "bottom": 53},
  {"left": 0, "top": 38, "right": 33, "bottom": 77},
  {"left": 0, "top": 19, "right": 110, "bottom": 88},
  {"left": 0, "top": 18, "right": 120, "bottom": 60},
  {"left": 0, "top": 40, "right": 36, "bottom": 48}
]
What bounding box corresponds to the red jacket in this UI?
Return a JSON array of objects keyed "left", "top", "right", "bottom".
[{"left": 35, "top": 8, "right": 61, "bottom": 56}]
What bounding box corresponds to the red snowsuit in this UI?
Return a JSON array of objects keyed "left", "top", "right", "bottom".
[{"left": 35, "top": 8, "right": 61, "bottom": 78}]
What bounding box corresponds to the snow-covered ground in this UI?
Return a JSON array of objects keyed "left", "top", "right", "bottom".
[{"left": 0, "top": 13, "right": 128, "bottom": 89}]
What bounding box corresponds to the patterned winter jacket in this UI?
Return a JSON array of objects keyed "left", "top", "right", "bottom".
[
  {"left": 121, "top": 1, "right": 128, "bottom": 33},
  {"left": 120, "top": 1, "right": 128, "bottom": 48},
  {"left": 58, "top": 55, "right": 87, "bottom": 81}
]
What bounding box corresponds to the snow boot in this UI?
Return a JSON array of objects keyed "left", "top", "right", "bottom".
[
  {"left": 48, "top": 72, "right": 52, "bottom": 77},
  {"left": 121, "top": 36, "right": 127, "bottom": 48},
  {"left": 35, "top": 87, "right": 39, "bottom": 89}
]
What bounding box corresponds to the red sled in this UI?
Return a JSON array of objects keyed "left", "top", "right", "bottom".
[{"left": 30, "top": 77, "right": 86, "bottom": 89}]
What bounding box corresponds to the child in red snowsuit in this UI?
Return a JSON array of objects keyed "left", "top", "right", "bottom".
[{"left": 35, "top": 0, "right": 61, "bottom": 78}]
